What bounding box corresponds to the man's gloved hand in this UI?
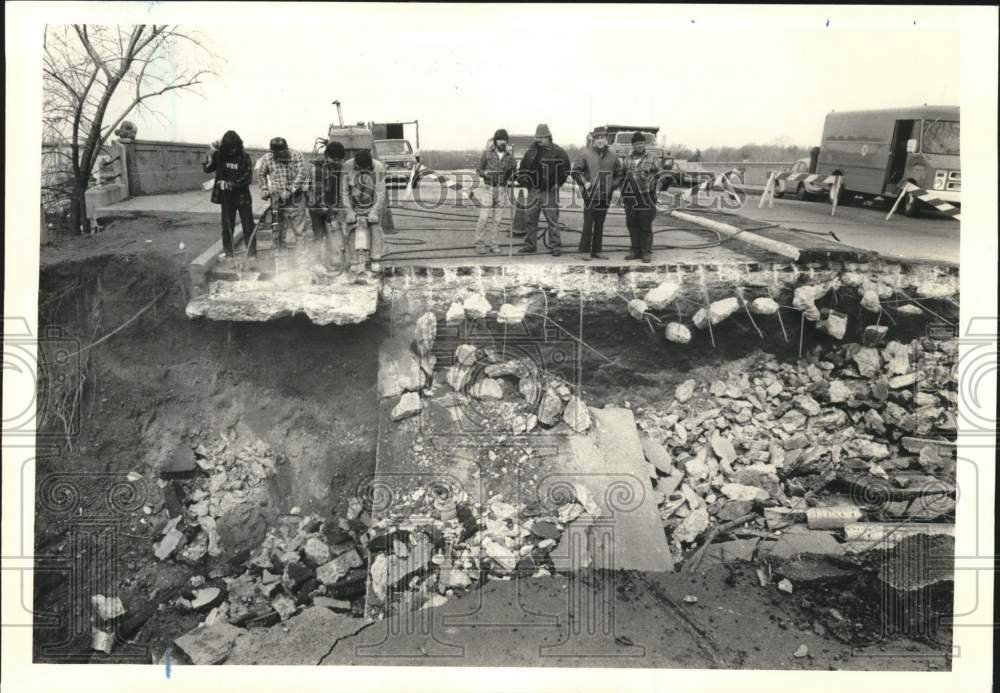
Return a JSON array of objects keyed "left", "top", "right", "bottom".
[
  {"left": 366, "top": 211, "right": 379, "bottom": 223},
  {"left": 278, "top": 190, "right": 290, "bottom": 204},
  {"left": 219, "top": 181, "right": 231, "bottom": 191},
  {"left": 346, "top": 212, "right": 357, "bottom": 224}
]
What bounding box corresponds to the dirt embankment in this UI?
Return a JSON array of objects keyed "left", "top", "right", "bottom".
[{"left": 34, "top": 217, "right": 382, "bottom": 661}]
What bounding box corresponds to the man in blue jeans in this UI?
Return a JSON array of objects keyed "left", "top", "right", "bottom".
[{"left": 516, "top": 124, "right": 570, "bottom": 257}]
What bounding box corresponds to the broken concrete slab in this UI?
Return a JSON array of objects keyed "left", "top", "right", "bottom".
[
  {"left": 317, "top": 549, "right": 363, "bottom": 585},
  {"left": 877, "top": 534, "right": 954, "bottom": 592},
  {"left": 186, "top": 275, "right": 379, "bottom": 326},
  {"left": 640, "top": 434, "right": 674, "bottom": 474},
  {"left": 560, "top": 407, "right": 675, "bottom": 571},
  {"left": 758, "top": 526, "right": 844, "bottom": 559},
  {"left": 174, "top": 622, "right": 244, "bottom": 665},
  {"left": 562, "top": 397, "right": 591, "bottom": 432},
  {"left": 664, "top": 322, "right": 691, "bottom": 343},
  {"left": 391, "top": 392, "right": 422, "bottom": 421},
  {"left": 379, "top": 337, "right": 423, "bottom": 399},
  {"left": 773, "top": 556, "right": 858, "bottom": 585},
  {"left": 644, "top": 281, "right": 681, "bottom": 310},
  {"left": 227, "top": 607, "right": 369, "bottom": 665},
  {"left": 700, "top": 538, "right": 759, "bottom": 569}
]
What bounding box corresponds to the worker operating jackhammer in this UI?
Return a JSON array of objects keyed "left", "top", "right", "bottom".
[
  {"left": 309, "top": 141, "right": 347, "bottom": 272},
  {"left": 340, "top": 148, "right": 387, "bottom": 274},
  {"left": 254, "top": 137, "right": 311, "bottom": 255}
]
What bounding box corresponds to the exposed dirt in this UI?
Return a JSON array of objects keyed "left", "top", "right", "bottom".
[{"left": 33, "top": 214, "right": 382, "bottom": 662}]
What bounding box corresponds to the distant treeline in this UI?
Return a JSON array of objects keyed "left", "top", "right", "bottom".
[{"left": 418, "top": 143, "right": 812, "bottom": 170}]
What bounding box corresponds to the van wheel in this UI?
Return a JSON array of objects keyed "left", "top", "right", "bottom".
[
  {"left": 902, "top": 192, "right": 920, "bottom": 217},
  {"left": 796, "top": 183, "right": 809, "bottom": 201}
]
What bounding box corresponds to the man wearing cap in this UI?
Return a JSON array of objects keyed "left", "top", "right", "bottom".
[
  {"left": 620, "top": 131, "right": 661, "bottom": 263},
  {"left": 572, "top": 127, "right": 623, "bottom": 261},
  {"left": 254, "top": 137, "right": 311, "bottom": 252},
  {"left": 309, "top": 141, "right": 347, "bottom": 270},
  {"left": 474, "top": 128, "right": 517, "bottom": 254},
  {"left": 516, "top": 123, "right": 571, "bottom": 257},
  {"left": 340, "top": 147, "right": 387, "bottom": 273}
]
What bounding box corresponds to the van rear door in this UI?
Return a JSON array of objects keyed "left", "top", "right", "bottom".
[{"left": 885, "top": 119, "right": 918, "bottom": 192}]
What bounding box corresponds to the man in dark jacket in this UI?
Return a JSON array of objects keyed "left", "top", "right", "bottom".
[
  {"left": 572, "top": 126, "right": 623, "bottom": 260},
  {"left": 516, "top": 123, "right": 570, "bottom": 256},
  {"left": 620, "top": 131, "right": 661, "bottom": 263},
  {"left": 203, "top": 130, "right": 256, "bottom": 260},
  {"left": 474, "top": 128, "right": 517, "bottom": 254},
  {"left": 309, "top": 141, "right": 346, "bottom": 270}
]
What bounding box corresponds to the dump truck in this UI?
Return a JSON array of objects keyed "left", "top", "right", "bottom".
[{"left": 587, "top": 124, "right": 679, "bottom": 188}]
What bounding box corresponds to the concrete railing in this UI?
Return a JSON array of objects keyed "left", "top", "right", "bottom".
[{"left": 123, "top": 139, "right": 270, "bottom": 195}]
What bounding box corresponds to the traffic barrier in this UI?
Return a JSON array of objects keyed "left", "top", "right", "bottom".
[
  {"left": 680, "top": 169, "right": 743, "bottom": 205},
  {"left": 884, "top": 181, "right": 961, "bottom": 222},
  {"left": 759, "top": 170, "right": 844, "bottom": 216},
  {"left": 655, "top": 169, "right": 744, "bottom": 213}
]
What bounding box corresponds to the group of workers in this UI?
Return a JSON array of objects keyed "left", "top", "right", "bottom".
[
  {"left": 476, "top": 123, "right": 662, "bottom": 263},
  {"left": 202, "top": 121, "right": 662, "bottom": 274},
  {"left": 203, "top": 132, "right": 387, "bottom": 273}
]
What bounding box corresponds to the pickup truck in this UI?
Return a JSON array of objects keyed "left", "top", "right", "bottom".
[
  {"left": 589, "top": 125, "right": 679, "bottom": 188},
  {"left": 373, "top": 139, "right": 418, "bottom": 186}
]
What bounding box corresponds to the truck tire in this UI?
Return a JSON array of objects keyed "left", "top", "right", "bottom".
[
  {"left": 796, "top": 183, "right": 809, "bottom": 201},
  {"left": 902, "top": 191, "right": 920, "bottom": 217}
]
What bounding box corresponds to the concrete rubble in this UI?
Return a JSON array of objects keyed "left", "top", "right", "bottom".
[
  {"left": 633, "top": 330, "right": 957, "bottom": 584},
  {"left": 152, "top": 434, "right": 277, "bottom": 564},
  {"left": 167, "top": 267, "right": 958, "bottom": 662}
]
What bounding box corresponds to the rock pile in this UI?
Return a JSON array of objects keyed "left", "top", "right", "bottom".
[
  {"left": 362, "top": 481, "right": 608, "bottom": 619},
  {"left": 169, "top": 507, "right": 369, "bottom": 659},
  {"left": 153, "top": 435, "right": 278, "bottom": 565},
  {"left": 635, "top": 334, "right": 958, "bottom": 561}
]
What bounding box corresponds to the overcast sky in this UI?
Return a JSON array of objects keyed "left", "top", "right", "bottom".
[{"left": 64, "top": 5, "right": 963, "bottom": 152}]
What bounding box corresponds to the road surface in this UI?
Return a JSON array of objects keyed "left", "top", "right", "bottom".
[
  {"left": 733, "top": 193, "right": 959, "bottom": 265},
  {"left": 97, "top": 181, "right": 960, "bottom": 266}
]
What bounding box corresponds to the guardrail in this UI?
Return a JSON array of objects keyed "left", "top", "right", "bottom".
[{"left": 692, "top": 162, "right": 794, "bottom": 187}]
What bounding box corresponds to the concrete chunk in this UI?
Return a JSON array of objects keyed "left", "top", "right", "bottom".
[{"left": 175, "top": 622, "right": 243, "bottom": 665}]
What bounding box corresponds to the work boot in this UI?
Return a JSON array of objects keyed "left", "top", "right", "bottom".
[
  {"left": 517, "top": 247, "right": 534, "bottom": 254},
  {"left": 476, "top": 245, "right": 488, "bottom": 255},
  {"left": 581, "top": 255, "right": 592, "bottom": 261},
  {"left": 551, "top": 248, "right": 562, "bottom": 257},
  {"left": 489, "top": 245, "right": 500, "bottom": 254},
  {"left": 592, "top": 253, "right": 609, "bottom": 260},
  {"left": 624, "top": 252, "right": 640, "bottom": 261},
  {"left": 641, "top": 254, "right": 653, "bottom": 264}
]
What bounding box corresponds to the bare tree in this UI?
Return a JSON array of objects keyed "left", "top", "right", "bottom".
[{"left": 42, "top": 25, "right": 215, "bottom": 234}]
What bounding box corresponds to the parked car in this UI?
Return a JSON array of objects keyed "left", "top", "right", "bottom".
[{"left": 774, "top": 158, "right": 829, "bottom": 200}]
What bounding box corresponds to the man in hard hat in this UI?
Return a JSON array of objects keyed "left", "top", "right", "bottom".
[
  {"left": 516, "top": 123, "right": 570, "bottom": 257},
  {"left": 474, "top": 128, "right": 517, "bottom": 255},
  {"left": 620, "top": 131, "right": 661, "bottom": 264},
  {"left": 254, "top": 137, "right": 311, "bottom": 252},
  {"left": 340, "top": 147, "right": 387, "bottom": 274},
  {"left": 572, "top": 126, "right": 623, "bottom": 261}
]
